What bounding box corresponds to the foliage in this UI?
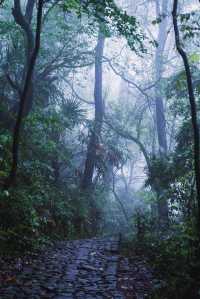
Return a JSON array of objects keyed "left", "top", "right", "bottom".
[
  {"left": 64, "top": 0, "right": 146, "bottom": 52},
  {"left": 0, "top": 0, "right": 141, "bottom": 253},
  {"left": 121, "top": 208, "right": 200, "bottom": 299},
  {"left": 0, "top": 100, "right": 86, "bottom": 251},
  {"left": 179, "top": 10, "right": 200, "bottom": 43},
  {"left": 0, "top": 2, "right": 200, "bottom": 299}
]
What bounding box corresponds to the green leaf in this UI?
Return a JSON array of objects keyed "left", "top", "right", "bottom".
[{"left": 189, "top": 53, "right": 200, "bottom": 63}]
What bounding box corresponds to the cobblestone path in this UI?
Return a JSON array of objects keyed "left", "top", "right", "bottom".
[{"left": 0, "top": 238, "right": 152, "bottom": 299}]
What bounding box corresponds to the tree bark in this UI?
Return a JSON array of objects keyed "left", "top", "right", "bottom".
[
  {"left": 4, "top": 0, "right": 44, "bottom": 189},
  {"left": 112, "top": 171, "right": 130, "bottom": 226},
  {"left": 12, "top": 0, "right": 35, "bottom": 115},
  {"left": 155, "top": 0, "right": 168, "bottom": 155},
  {"left": 12, "top": 0, "right": 35, "bottom": 63},
  {"left": 81, "top": 30, "right": 105, "bottom": 189},
  {"left": 172, "top": 0, "right": 200, "bottom": 235},
  {"left": 154, "top": 0, "right": 170, "bottom": 222}
]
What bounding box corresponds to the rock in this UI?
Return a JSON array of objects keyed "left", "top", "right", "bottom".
[{"left": 0, "top": 237, "right": 152, "bottom": 299}]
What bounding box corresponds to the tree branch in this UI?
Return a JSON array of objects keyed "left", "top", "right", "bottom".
[
  {"left": 103, "top": 56, "right": 155, "bottom": 101},
  {"left": 104, "top": 118, "right": 151, "bottom": 171},
  {"left": 63, "top": 78, "right": 94, "bottom": 105}
]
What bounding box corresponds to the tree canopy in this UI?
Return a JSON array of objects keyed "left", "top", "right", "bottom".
[{"left": 0, "top": 1, "right": 200, "bottom": 298}]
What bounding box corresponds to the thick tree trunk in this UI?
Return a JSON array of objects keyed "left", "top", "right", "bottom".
[
  {"left": 4, "top": 0, "right": 44, "bottom": 189},
  {"left": 172, "top": 0, "right": 200, "bottom": 235},
  {"left": 81, "top": 30, "right": 105, "bottom": 189}
]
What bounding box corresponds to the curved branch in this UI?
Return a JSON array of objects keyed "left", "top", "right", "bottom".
[
  {"left": 104, "top": 118, "right": 151, "bottom": 171},
  {"left": 63, "top": 78, "right": 94, "bottom": 105},
  {"left": 103, "top": 56, "right": 155, "bottom": 101}
]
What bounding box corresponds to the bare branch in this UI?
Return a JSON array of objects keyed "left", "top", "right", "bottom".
[{"left": 103, "top": 56, "right": 155, "bottom": 101}]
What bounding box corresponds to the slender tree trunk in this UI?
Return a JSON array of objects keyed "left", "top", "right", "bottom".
[
  {"left": 112, "top": 171, "right": 130, "bottom": 226},
  {"left": 0, "top": 0, "right": 36, "bottom": 131},
  {"left": 12, "top": 0, "right": 35, "bottom": 115},
  {"left": 154, "top": 0, "right": 170, "bottom": 222},
  {"left": 155, "top": 0, "right": 168, "bottom": 155},
  {"left": 81, "top": 30, "right": 105, "bottom": 189},
  {"left": 4, "top": 0, "right": 44, "bottom": 189},
  {"left": 172, "top": 0, "right": 200, "bottom": 235}
]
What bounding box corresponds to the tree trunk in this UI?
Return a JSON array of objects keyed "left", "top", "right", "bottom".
[
  {"left": 81, "top": 30, "right": 105, "bottom": 189},
  {"left": 172, "top": 0, "right": 200, "bottom": 236},
  {"left": 154, "top": 0, "right": 169, "bottom": 222},
  {"left": 0, "top": 0, "right": 36, "bottom": 131},
  {"left": 155, "top": 0, "right": 168, "bottom": 155},
  {"left": 4, "top": 0, "right": 44, "bottom": 189},
  {"left": 12, "top": 0, "right": 35, "bottom": 116}
]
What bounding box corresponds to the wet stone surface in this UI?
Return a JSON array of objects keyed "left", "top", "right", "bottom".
[
  {"left": 118, "top": 256, "right": 153, "bottom": 299},
  {"left": 0, "top": 238, "right": 152, "bottom": 299},
  {"left": 0, "top": 238, "right": 122, "bottom": 299}
]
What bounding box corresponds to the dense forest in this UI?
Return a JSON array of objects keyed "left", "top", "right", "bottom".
[{"left": 0, "top": 0, "right": 200, "bottom": 298}]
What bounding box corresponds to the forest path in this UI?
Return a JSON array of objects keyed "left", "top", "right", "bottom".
[{"left": 0, "top": 238, "right": 152, "bottom": 299}]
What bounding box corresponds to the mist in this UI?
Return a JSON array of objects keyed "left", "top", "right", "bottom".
[{"left": 0, "top": 0, "right": 200, "bottom": 298}]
